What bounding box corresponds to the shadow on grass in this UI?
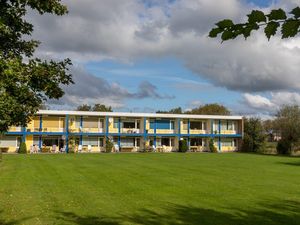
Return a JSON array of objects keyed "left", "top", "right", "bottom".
[
  {"left": 55, "top": 200, "right": 300, "bottom": 225},
  {"left": 0, "top": 210, "right": 32, "bottom": 225},
  {"left": 279, "top": 161, "right": 300, "bottom": 166}
]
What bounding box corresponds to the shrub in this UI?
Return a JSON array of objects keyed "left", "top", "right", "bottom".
[
  {"left": 276, "top": 139, "right": 291, "bottom": 155},
  {"left": 179, "top": 139, "right": 188, "bottom": 152},
  {"left": 105, "top": 138, "right": 114, "bottom": 153},
  {"left": 68, "top": 137, "right": 75, "bottom": 153},
  {"left": 209, "top": 139, "right": 218, "bottom": 153},
  {"left": 19, "top": 142, "right": 27, "bottom": 154}
]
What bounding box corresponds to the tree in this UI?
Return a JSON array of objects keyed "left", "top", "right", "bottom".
[
  {"left": 241, "top": 117, "right": 265, "bottom": 152},
  {"left": 275, "top": 105, "right": 300, "bottom": 154},
  {"left": 92, "top": 104, "right": 113, "bottom": 112},
  {"left": 156, "top": 107, "right": 183, "bottom": 114},
  {"left": 209, "top": 7, "right": 300, "bottom": 41},
  {"left": 76, "top": 104, "right": 113, "bottom": 112},
  {"left": 77, "top": 104, "right": 92, "bottom": 111},
  {"left": 0, "top": 0, "right": 73, "bottom": 133},
  {"left": 187, "top": 104, "right": 230, "bottom": 115}
]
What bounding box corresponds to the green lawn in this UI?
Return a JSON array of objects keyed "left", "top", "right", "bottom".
[{"left": 0, "top": 153, "right": 300, "bottom": 225}]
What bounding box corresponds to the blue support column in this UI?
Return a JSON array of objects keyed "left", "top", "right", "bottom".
[
  {"left": 154, "top": 119, "right": 157, "bottom": 147},
  {"left": 65, "top": 115, "right": 69, "bottom": 153},
  {"left": 38, "top": 136, "right": 42, "bottom": 149},
  {"left": 105, "top": 116, "right": 109, "bottom": 136},
  {"left": 218, "top": 120, "right": 221, "bottom": 152},
  {"left": 143, "top": 117, "right": 147, "bottom": 141},
  {"left": 38, "top": 115, "right": 42, "bottom": 149},
  {"left": 187, "top": 119, "right": 190, "bottom": 150},
  {"left": 21, "top": 127, "right": 26, "bottom": 143},
  {"left": 80, "top": 116, "right": 83, "bottom": 145},
  {"left": 118, "top": 118, "right": 121, "bottom": 148},
  {"left": 39, "top": 115, "right": 43, "bottom": 131}
]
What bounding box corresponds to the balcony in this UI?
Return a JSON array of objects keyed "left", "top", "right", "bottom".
[
  {"left": 8, "top": 127, "right": 22, "bottom": 132},
  {"left": 32, "top": 127, "right": 64, "bottom": 133},
  {"left": 69, "top": 128, "right": 104, "bottom": 133},
  {"left": 121, "top": 128, "right": 141, "bottom": 134}
]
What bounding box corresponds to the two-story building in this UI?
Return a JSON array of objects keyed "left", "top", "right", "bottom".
[{"left": 1, "top": 110, "right": 243, "bottom": 153}]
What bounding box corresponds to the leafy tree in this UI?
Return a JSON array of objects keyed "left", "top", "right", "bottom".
[
  {"left": 76, "top": 104, "right": 113, "bottom": 112},
  {"left": 209, "top": 7, "right": 300, "bottom": 41},
  {"left": 77, "top": 104, "right": 92, "bottom": 111},
  {"left": 0, "top": 0, "right": 73, "bottom": 133},
  {"left": 92, "top": 104, "right": 113, "bottom": 112},
  {"left": 157, "top": 107, "right": 183, "bottom": 114},
  {"left": 19, "top": 142, "right": 27, "bottom": 154},
  {"left": 187, "top": 104, "right": 230, "bottom": 115},
  {"left": 178, "top": 139, "right": 188, "bottom": 152},
  {"left": 241, "top": 117, "right": 265, "bottom": 152},
  {"left": 209, "top": 138, "right": 218, "bottom": 153},
  {"left": 275, "top": 105, "right": 300, "bottom": 155}
]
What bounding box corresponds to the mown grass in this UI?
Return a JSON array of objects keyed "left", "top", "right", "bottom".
[{"left": 0, "top": 153, "right": 300, "bottom": 225}]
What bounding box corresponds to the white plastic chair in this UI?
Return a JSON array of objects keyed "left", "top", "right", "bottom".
[
  {"left": 88, "top": 145, "right": 92, "bottom": 152},
  {"left": 78, "top": 145, "right": 83, "bottom": 153}
]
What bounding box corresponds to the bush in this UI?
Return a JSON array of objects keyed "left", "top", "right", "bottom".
[
  {"left": 209, "top": 139, "right": 218, "bottom": 153},
  {"left": 105, "top": 138, "right": 113, "bottom": 153},
  {"left": 276, "top": 139, "right": 291, "bottom": 155},
  {"left": 179, "top": 139, "right": 188, "bottom": 152},
  {"left": 19, "top": 142, "right": 27, "bottom": 154},
  {"left": 68, "top": 137, "right": 75, "bottom": 153}
]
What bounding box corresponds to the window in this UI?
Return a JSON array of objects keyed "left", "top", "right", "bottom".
[
  {"left": 190, "top": 138, "right": 202, "bottom": 146},
  {"left": 136, "top": 138, "right": 140, "bottom": 147},
  {"left": 120, "top": 138, "right": 134, "bottom": 147},
  {"left": 82, "top": 137, "right": 99, "bottom": 147},
  {"left": 161, "top": 138, "right": 170, "bottom": 146},
  {"left": 182, "top": 121, "right": 188, "bottom": 130},
  {"left": 222, "top": 140, "right": 233, "bottom": 147},
  {"left": 0, "top": 136, "right": 17, "bottom": 147},
  {"left": 113, "top": 118, "right": 119, "bottom": 128},
  {"left": 151, "top": 120, "right": 174, "bottom": 130},
  {"left": 43, "top": 138, "right": 59, "bottom": 146},
  {"left": 123, "top": 121, "right": 135, "bottom": 129},
  {"left": 83, "top": 118, "right": 99, "bottom": 128},
  {"left": 190, "top": 121, "right": 202, "bottom": 130}
]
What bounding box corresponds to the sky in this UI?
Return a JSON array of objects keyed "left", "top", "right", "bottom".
[{"left": 27, "top": 0, "right": 300, "bottom": 117}]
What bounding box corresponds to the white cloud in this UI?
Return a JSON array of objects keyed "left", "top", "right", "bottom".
[{"left": 25, "top": 0, "right": 300, "bottom": 114}]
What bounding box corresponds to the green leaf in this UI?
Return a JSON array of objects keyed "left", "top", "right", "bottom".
[
  {"left": 209, "top": 28, "right": 222, "bottom": 38},
  {"left": 281, "top": 19, "right": 300, "bottom": 38},
  {"left": 248, "top": 10, "right": 266, "bottom": 23},
  {"left": 268, "top": 8, "right": 287, "bottom": 20},
  {"left": 221, "top": 30, "right": 234, "bottom": 41},
  {"left": 290, "top": 7, "right": 300, "bottom": 19},
  {"left": 216, "top": 19, "right": 234, "bottom": 29},
  {"left": 243, "top": 23, "right": 259, "bottom": 39},
  {"left": 264, "top": 21, "right": 280, "bottom": 40}
]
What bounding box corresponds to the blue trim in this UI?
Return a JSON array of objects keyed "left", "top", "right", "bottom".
[
  {"left": 21, "top": 127, "right": 26, "bottom": 142},
  {"left": 105, "top": 116, "right": 109, "bottom": 137},
  {"left": 38, "top": 136, "right": 42, "bottom": 149},
  {"left": 210, "top": 119, "right": 214, "bottom": 136},
  {"left": 143, "top": 117, "right": 147, "bottom": 140},
  {"left": 80, "top": 135, "right": 83, "bottom": 145},
  {"left": 178, "top": 119, "right": 181, "bottom": 137},
  {"left": 65, "top": 115, "right": 69, "bottom": 153},
  {"left": 39, "top": 115, "right": 43, "bottom": 131},
  {"left": 80, "top": 116, "right": 83, "bottom": 128}
]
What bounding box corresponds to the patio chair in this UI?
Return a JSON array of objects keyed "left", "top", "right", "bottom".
[
  {"left": 78, "top": 145, "right": 83, "bottom": 153},
  {"left": 88, "top": 145, "right": 92, "bottom": 152},
  {"left": 52, "top": 145, "right": 57, "bottom": 153}
]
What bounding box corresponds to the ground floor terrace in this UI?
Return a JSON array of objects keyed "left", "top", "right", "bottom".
[
  {"left": 0, "top": 134, "right": 241, "bottom": 153},
  {"left": 0, "top": 153, "right": 299, "bottom": 225}
]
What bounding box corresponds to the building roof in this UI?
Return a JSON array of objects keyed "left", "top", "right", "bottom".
[{"left": 38, "top": 110, "right": 243, "bottom": 120}]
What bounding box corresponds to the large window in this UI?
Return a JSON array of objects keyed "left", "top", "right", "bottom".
[
  {"left": 0, "top": 136, "right": 17, "bottom": 147},
  {"left": 150, "top": 120, "right": 174, "bottom": 129},
  {"left": 161, "top": 138, "right": 170, "bottom": 146},
  {"left": 82, "top": 137, "right": 103, "bottom": 147},
  {"left": 190, "top": 138, "right": 203, "bottom": 146},
  {"left": 222, "top": 140, "right": 233, "bottom": 147},
  {"left": 43, "top": 138, "right": 59, "bottom": 146},
  {"left": 190, "top": 121, "right": 202, "bottom": 130},
  {"left": 123, "top": 121, "right": 135, "bottom": 129}
]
